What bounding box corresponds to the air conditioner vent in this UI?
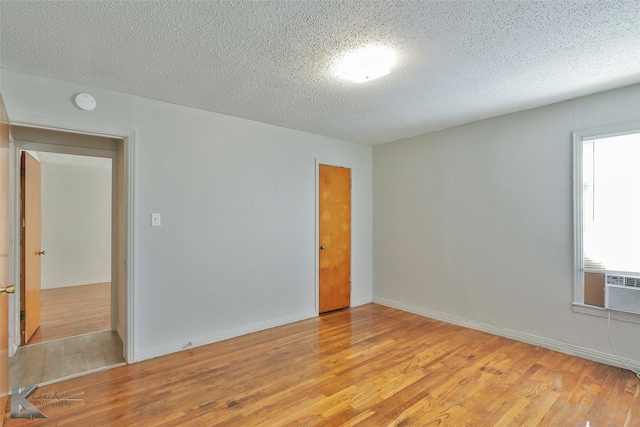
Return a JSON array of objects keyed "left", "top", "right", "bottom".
[
  {"left": 625, "top": 276, "right": 640, "bottom": 288},
  {"left": 605, "top": 274, "right": 640, "bottom": 314}
]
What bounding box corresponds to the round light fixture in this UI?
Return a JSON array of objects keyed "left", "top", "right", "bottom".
[
  {"left": 332, "top": 45, "right": 397, "bottom": 83},
  {"left": 74, "top": 93, "right": 96, "bottom": 111}
]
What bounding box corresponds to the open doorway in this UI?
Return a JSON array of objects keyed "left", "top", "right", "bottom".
[
  {"left": 23, "top": 151, "right": 112, "bottom": 345},
  {"left": 8, "top": 125, "right": 128, "bottom": 388}
]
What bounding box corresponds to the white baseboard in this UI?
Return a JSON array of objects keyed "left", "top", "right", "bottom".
[
  {"left": 374, "top": 297, "right": 640, "bottom": 372},
  {"left": 351, "top": 296, "right": 373, "bottom": 307},
  {"left": 135, "top": 310, "right": 317, "bottom": 362}
]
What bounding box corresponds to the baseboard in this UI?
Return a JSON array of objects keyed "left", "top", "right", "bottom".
[
  {"left": 135, "top": 310, "right": 317, "bottom": 362},
  {"left": 351, "top": 296, "right": 373, "bottom": 307},
  {"left": 374, "top": 297, "right": 640, "bottom": 372}
]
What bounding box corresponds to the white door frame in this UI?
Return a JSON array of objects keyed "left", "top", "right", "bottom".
[{"left": 8, "top": 112, "right": 135, "bottom": 363}]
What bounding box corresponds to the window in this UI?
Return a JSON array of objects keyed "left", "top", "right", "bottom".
[{"left": 573, "top": 124, "right": 640, "bottom": 310}]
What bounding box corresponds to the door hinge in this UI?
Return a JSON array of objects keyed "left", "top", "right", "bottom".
[
  {"left": 20, "top": 167, "right": 25, "bottom": 177},
  {"left": 20, "top": 310, "right": 25, "bottom": 321}
]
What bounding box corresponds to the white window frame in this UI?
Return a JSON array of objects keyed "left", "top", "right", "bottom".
[{"left": 572, "top": 121, "right": 640, "bottom": 323}]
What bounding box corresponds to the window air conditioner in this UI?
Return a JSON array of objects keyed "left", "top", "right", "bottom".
[{"left": 605, "top": 274, "right": 640, "bottom": 314}]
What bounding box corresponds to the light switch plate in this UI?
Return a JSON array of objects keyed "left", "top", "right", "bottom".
[{"left": 151, "top": 213, "right": 161, "bottom": 227}]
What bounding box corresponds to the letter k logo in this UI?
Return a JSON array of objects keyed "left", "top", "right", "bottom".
[{"left": 10, "top": 385, "right": 47, "bottom": 419}]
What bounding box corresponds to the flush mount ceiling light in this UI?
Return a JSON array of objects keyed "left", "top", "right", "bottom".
[{"left": 332, "top": 45, "right": 397, "bottom": 83}]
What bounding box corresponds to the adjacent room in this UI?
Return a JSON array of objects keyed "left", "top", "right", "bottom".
[
  {"left": 0, "top": 1, "right": 639, "bottom": 425},
  {"left": 8, "top": 147, "right": 124, "bottom": 389}
]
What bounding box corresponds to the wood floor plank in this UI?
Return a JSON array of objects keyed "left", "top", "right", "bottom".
[
  {"left": 624, "top": 380, "right": 640, "bottom": 426},
  {"left": 582, "top": 365, "right": 624, "bottom": 425},
  {"left": 612, "top": 376, "right": 640, "bottom": 427},
  {"left": 27, "top": 283, "right": 111, "bottom": 345},
  {"left": 591, "top": 370, "right": 628, "bottom": 426},
  {"left": 3, "top": 304, "right": 639, "bottom": 426}
]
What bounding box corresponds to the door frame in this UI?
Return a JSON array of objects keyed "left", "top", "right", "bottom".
[
  {"left": 314, "top": 159, "right": 353, "bottom": 314},
  {"left": 17, "top": 144, "right": 112, "bottom": 346},
  {"left": 8, "top": 112, "right": 135, "bottom": 363}
]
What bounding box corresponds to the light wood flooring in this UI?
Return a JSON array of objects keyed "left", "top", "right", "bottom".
[
  {"left": 9, "top": 282, "right": 123, "bottom": 391},
  {"left": 4, "top": 303, "right": 639, "bottom": 426},
  {"left": 27, "top": 283, "right": 111, "bottom": 345}
]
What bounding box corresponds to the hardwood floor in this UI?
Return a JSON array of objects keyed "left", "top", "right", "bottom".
[
  {"left": 27, "top": 283, "right": 111, "bottom": 345},
  {"left": 4, "top": 304, "right": 639, "bottom": 426}
]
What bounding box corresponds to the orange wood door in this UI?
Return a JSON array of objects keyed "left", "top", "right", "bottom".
[
  {"left": 319, "top": 165, "right": 351, "bottom": 313},
  {"left": 0, "top": 94, "right": 10, "bottom": 424},
  {"left": 21, "top": 151, "right": 42, "bottom": 344}
]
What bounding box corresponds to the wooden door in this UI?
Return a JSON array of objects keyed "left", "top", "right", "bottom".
[
  {"left": 0, "top": 94, "right": 11, "bottom": 424},
  {"left": 21, "top": 152, "right": 42, "bottom": 344},
  {"left": 319, "top": 165, "right": 351, "bottom": 313}
]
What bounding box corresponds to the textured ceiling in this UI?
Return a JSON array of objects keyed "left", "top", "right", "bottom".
[{"left": 1, "top": 1, "right": 639, "bottom": 145}]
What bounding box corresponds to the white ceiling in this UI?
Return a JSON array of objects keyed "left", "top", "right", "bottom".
[{"left": 1, "top": 1, "right": 639, "bottom": 146}]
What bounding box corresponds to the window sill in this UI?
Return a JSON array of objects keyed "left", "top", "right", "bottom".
[{"left": 572, "top": 302, "right": 640, "bottom": 324}]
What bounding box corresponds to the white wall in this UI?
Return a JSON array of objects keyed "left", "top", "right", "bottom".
[
  {"left": 373, "top": 83, "right": 640, "bottom": 369},
  {"left": 1, "top": 69, "right": 373, "bottom": 361},
  {"left": 40, "top": 160, "right": 111, "bottom": 289}
]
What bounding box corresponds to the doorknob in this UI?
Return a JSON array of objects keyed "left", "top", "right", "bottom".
[
  {"left": 320, "top": 245, "right": 326, "bottom": 250},
  {"left": 37, "top": 250, "right": 46, "bottom": 255},
  {"left": 0, "top": 285, "right": 15, "bottom": 294}
]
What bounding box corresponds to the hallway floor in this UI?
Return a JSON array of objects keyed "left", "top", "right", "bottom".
[
  {"left": 10, "top": 282, "right": 123, "bottom": 389},
  {"left": 9, "top": 331, "right": 124, "bottom": 389}
]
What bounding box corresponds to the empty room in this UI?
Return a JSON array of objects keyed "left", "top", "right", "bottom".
[{"left": 0, "top": 1, "right": 639, "bottom": 425}]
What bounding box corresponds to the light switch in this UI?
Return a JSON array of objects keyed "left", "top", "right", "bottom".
[{"left": 151, "top": 213, "right": 161, "bottom": 227}]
